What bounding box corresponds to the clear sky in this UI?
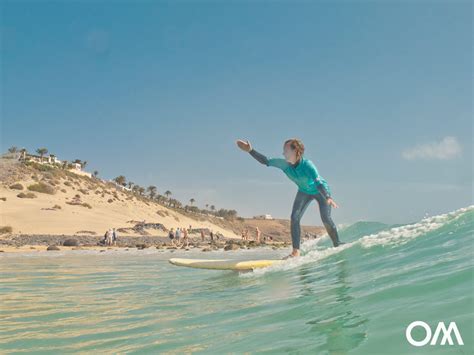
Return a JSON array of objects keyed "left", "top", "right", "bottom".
[{"left": 1, "top": 1, "right": 472, "bottom": 226}]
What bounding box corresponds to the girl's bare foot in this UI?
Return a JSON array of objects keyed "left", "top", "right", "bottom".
[{"left": 282, "top": 250, "right": 300, "bottom": 260}]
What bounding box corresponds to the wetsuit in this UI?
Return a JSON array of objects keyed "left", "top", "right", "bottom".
[{"left": 249, "top": 148, "right": 342, "bottom": 248}]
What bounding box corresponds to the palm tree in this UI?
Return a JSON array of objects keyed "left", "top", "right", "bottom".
[
  {"left": 189, "top": 198, "right": 195, "bottom": 206},
  {"left": 164, "top": 190, "right": 172, "bottom": 199},
  {"left": 127, "top": 181, "right": 134, "bottom": 189},
  {"left": 8, "top": 146, "right": 18, "bottom": 153},
  {"left": 205, "top": 204, "right": 209, "bottom": 209},
  {"left": 114, "top": 175, "right": 127, "bottom": 186},
  {"left": 147, "top": 186, "right": 157, "bottom": 199},
  {"left": 210, "top": 205, "right": 215, "bottom": 213},
  {"left": 82, "top": 161, "right": 87, "bottom": 169},
  {"left": 93, "top": 171, "right": 99, "bottom": 178},
  {"left": 36, "top": 148, "right": 48, "bottom": 161},
  {"left": 138, "top": 187, "right": 145, "bottom": 196}
]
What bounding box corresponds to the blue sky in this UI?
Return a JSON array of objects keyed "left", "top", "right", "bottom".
[{"left": 1, "top": 1, "right": 472, "bottom": 225}]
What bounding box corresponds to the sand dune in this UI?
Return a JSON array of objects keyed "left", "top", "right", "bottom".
[{"left": 0, "top": 159, "right": 239, "bottom": 238}]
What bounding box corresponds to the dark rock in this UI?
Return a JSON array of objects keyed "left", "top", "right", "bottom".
[
  {"left": 63, "top": 238, "right": 79, "bottom": 246},
  {"left": 47, "top": 245, "right": 60, "bottom": 251},
  {"left": 224, "top": 243, "right": 239, "bottom": 251}
]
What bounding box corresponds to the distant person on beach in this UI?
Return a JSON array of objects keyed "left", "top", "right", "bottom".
[
  {"left": 112, "top": 228, "right": 118, "bottom": 246},
  {"left": 101, "top": 230, "right": 108, "bottom": 245},
  {"left": 169, "top": 228, "right": 175, "bottom": 245},
  {"left": 182, "top": 227, "right": 189, "bottom": 247},
  {"left": 201, "top": 229, "right": 205, "bottom": 242},
  {"left": 210, "top": 230, "right": 214, "bottom": 242},
  {"left": 256, "top": 227, "right": 261, "bottom": 243},
  {"left": 237, "top": 138, "right": 343, "bottom": 259},
  {"left": 244, "top": 229, "right": 249, "bottom": 241},
  {"left": 105, "top": 228, "right": 113, "bottom": 246},
  {"left": 241, "top": 230, "right": 246, "bottom": 240},
  {"left": 175, "top": 227, "right": 181, "bottom": 244}
]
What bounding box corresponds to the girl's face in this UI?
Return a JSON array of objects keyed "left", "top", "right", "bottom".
[{"left": 283, "top": 143, "right": 298, "bottom": 163}]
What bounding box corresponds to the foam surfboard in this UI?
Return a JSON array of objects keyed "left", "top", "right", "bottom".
[{"left": 168, "top": 257, "right": 283, "bottom": 271}]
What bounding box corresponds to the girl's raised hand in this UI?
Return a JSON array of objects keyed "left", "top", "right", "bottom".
[{"left": 236, "top": 139, "right": 252, "bottom": 152}]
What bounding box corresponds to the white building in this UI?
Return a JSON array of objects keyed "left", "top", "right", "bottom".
[
  {"left": 253, "top": 214, "right": 273, "bottom": 220},
  {"left": 19, "top": 151, "right": 92, "bottom": 178}
]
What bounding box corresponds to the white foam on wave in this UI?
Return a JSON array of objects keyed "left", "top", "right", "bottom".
[
  {"left": 359, "top": 205, "right": 473, "bottom": 248},
  {"left": 242, "top": 205, "right": 473, "bottom": 277}
]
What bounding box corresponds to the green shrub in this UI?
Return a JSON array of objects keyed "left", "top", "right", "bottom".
[
  {"left": 17, "top": 192, "right": 37, "bottom": 199},
  {"left": 0, "top": 226, "right": 13, "bottom": 234},
  {"left": 27, "top": 183, "right": 55, "bottom": 195},
  {"left": 24, "top": 161, "right": 54, "bottom": 171},
  {"left": 9, "top": 183, "right": 24, "bottom": 190},
  {"left": 66, "top": 201, "right": 92, "bottom": 209}
]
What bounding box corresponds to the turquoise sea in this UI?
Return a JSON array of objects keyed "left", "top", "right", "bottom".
[{"left": 1, "top": 206, "right": 472, "bottom": 354}]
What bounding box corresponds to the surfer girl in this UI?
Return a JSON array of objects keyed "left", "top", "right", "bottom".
[{"left": 236, "top": 138, "right": 343, "bottom": 259}]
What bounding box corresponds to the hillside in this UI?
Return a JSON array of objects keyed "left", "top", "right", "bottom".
[
  {"left": 0, "top": 157, "right": 239, "bottom": 238},
  {"left": 0, "top": 156, "right": 326, "bottom": 241}
]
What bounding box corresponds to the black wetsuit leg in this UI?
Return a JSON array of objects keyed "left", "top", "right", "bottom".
[
  {"left": 290, "top": 190, "right": 313, "bottom": 249},
  {"left": 314, "top": 193, "right": 342, "bottom": 247}
]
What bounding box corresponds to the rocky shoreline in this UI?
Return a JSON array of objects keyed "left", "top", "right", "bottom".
[{"left": 0, "top": 233, "right": 294, "bottom": 252}]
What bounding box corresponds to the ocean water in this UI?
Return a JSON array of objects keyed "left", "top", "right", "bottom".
[{"left": 0, "top": 206, "right": 472, "bottom": 354}]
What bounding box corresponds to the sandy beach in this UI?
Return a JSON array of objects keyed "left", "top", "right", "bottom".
[{"left": 0, "top": 236, "right": 292, "bottom": 253}]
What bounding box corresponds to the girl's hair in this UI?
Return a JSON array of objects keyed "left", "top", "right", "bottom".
[{"left": 284, "top": 138, "right": 305, "bottom": 161}]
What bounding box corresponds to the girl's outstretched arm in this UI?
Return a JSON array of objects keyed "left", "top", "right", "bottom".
[
  {"left": 236, "top": 139, "right": 269, "bottom": 166},
  {"left": 249, "top": 149, "right": 269, "bottom": 166}
]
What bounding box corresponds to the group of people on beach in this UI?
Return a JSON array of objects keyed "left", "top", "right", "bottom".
[
  {"left": 242, "top": 227, "right": 260, "bottom": 243},
  {"left": 102, "top": 228, "right": 118, "bottom": 246},
  {"left": 168, "top": 227, "right": 222, "bottom": 247},
  {"left": 241, "top": 227, "right": 272, "bottom": 243},
  {"left": 168, "top": 227, "right": 191, "bottom": 247}
]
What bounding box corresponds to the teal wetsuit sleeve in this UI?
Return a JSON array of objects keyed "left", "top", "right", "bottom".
[
  {"left": 249, "top": 149, "right": 289, "bottom": 170},
  {"left": 305, "top": 160, "right": 332, "bottom": 199},
  {"left": 267, "top": 158, "right": 289, "bottom": 170}
]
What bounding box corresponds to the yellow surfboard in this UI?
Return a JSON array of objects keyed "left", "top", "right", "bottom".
[{"left": 169, "top": 258, "right": 283, "bottom": 271}]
